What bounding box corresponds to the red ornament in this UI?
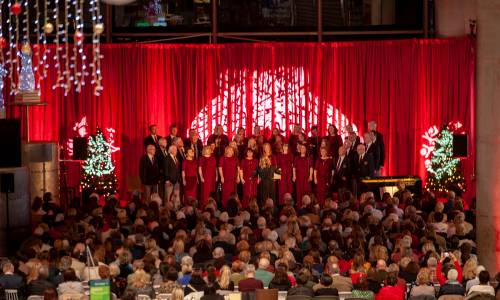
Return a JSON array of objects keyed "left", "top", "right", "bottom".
[
  {"left": 11, "top": 2, "right": 22, "bottom": 15},
  {"left": 0, "top": 37, "right": 6, "bottom": 49},
  {"left": 74, "top": 31, "right": 84, "bottom": 43},
  {"left": 32, "top": 44, "right": 40, "bottom": 51}
]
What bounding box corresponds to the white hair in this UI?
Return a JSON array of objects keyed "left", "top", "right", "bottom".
[
  {"left": 258, "top": 258, "right": 270, "bottom": 269},
  {"left": 447, "top": 268, "right": 459, "bottom": 281}
]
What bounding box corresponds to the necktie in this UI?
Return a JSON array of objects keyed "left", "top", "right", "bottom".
[
  {"left": 194, "top": 145, "right": 198, "bottom": 158},
  {"left": 173, "top": 155, "right": 177, "bottom": 165},
  {"left": 360, "top": 155, "right": 363, "bottom": 163},
  {"left": 336, "top": 157, "right": 342, "bottom": 171}
]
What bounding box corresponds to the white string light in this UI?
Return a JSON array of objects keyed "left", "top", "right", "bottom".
[
  {"left": 52, "top": 0, "right": 64, "bottom": 90},
  {"left": 90, "top": 0, "right": 103, "bottom": 96}
]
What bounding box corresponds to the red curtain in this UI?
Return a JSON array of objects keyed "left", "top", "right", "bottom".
[{"left": 6, "top": 37, "right": 476, "bottom": 200}]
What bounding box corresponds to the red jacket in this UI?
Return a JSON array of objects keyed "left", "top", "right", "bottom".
[
  {"left": 376, "top": 286, "right": 405, "bottom": 300},
  {"left": 436, "top": 261, "right": 462, "bottom": 286}
]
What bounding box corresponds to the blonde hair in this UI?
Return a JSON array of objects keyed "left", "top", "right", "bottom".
[
  {"left": 462, "top": 258, "right": 478, "bottom": 280},
  {"left": 181, "top": 256, "right": 193, "bottom": 274},
  {"left": 416, "top": 268, "right": 430, "bottom": 285},
  {"left": 171, "top": 286, "right": 184, "bottom": 300},
  {"left": 26, "top": 262, "right": 43, "bottom": 284},
  {"left": 259, "top": 156, "right": 271, "bottom": 169},
  {"left": 173, "top": 238, "right": 185, "bottom": 254},
  {"left": 202, "top": 146, "right": 212, "bottom": 156},
  {"left": 218, "top": 265, "right": 231, "bottom": 289},
  {"left": 128, "top": 269, "right": 151, "bottom": 288},
  {"left": 224, "top": 146, "right": 234, "bottom": 157},
  {"left": 263, "top": 143, "right": 273, "bottom": 157}
]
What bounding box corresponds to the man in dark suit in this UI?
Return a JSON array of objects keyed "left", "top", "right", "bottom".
[
  {"left": 173, "top": 137, "right": 186, "bottom": 166},
  {"left": 238, "top": 265, "right": 264, "bottom": 293},
  {"left": 139, "top": 144, "right": 160, "bottom": 202},
  {"left": 364, "top": 131, "right": 381, "bottom": 174},
  {"left": 368, "top": 121, "right": 385, "bottom": 175},
  {"left": 144, "top": 124, "right": 161, "bottom": 150},
  {"left": 332, "top": 146, "right": 351, "bottom": 201},
  {"left": 355, "top": 144, "right": 375, "bottom": 179},
  {"left": 184, "top": 129, "right": 203, "bottom": 159},
  {"left": 0, "top": 262, "right": 24, "bottom": 298},
  {"left": 166, "top": 124, "right": 178, "bottom": 147},
  {"left": 156, "top": 138, "right": 170, "bottom": 201},
  {"left": 207, "top": 125, "right": 229, "bottom": 159},
  {"left": 164, "top": 145, "right": 181, "bottom": 203}
]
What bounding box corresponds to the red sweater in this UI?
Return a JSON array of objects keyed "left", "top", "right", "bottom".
[
  {"left": 436, "top": 261, "right": 463, "bottom": 286},
  {"left": 376, "top": 286, "right": 405, "bottom": 300}
]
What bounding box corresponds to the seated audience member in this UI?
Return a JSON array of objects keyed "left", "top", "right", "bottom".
[
  {"left": 214, "top": 265, "right": 235, "bottom": 291},
  {"left": 201, "top": 284, "right": 225, "bottom": 300},
  {"left": 314, "top": 274, "right": 339, "bottom": 296},
  {"left": 269, "top": 265, "right": 292, "bottom": 291},
  {"left": 126, "top": 269, "right": 155, "bottom": 299},
  {"left": 330, "top": 263, "right": 353, "bottom": 292},
  {"left": 436, "top": 253, "right": 463, "bottom": 286},
  {"left": 467, "top": 271, "right": 495, "bottom": 296},
  {"left": 466, "top": 265, "right": 486, "bottom": 293},
  {"left": 409, "top": 268, "right": 436, "bottom": 298},
  {"left": 255, "top": 258, "right": 274, "bottom": 288},
  {"left": 26, "top": 264, "right": 55, "bottom": 296},
  {"left": 184, "top": 267, "right": 208, "bottom": 295},
  {"left": 238, "top": 265, "right": 264, "bottom": 293},
  {"left": 178, "top": 256, "right": 194, "bottom": 285},
  {"left": 57, "top": 269, "right": 84, "bottom": 296},
  {"left": 171, "top": 287, "right": 185, "bottom": 300},
  {"left": 158, "top": 266, "right": 181, "bottom": 294},
  {"left": 43, "top": 287, "right": 58, "bottom": 300},
  {"left": 287, "top": 271, "right": 314, "bottom": 297},
  {"left": 376, "top": 275, "right": 405, "bottom": 300},
  {"left": 437, "top": 268, "right": 465, "bottom": 297},
  {"left": 0, "top": 262, "right": 24, "bottom": 296},
  {"left": 230, "top": 260, "right": 246, "bottom": 286},
  {"left": 352, "top": 277, "right": 375, "bottom": 300}
]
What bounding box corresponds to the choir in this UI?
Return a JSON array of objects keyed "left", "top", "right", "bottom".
[{"left": 138, "top": 122, "right": 385, "bottom": 208}]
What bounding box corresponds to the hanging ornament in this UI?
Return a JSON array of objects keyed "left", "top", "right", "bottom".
[
  {"left": 11, "top": 2, "right": 22, "bottom": 15},
  {"left": 43, "top": 22, "right": 54, "bottom": 34},
  {"left": 0, "top": 38, "right": 6, "bottom": 49},
  {"left": 93, "top": 23, "right": 104, "bottom": 35},
  {"left": 0, "top": 65, "right": 6, "bottom": 109},
  {"left": 74, "top": 30, "right": 84, "bottom": 43},
  {"left": 21, "top": 43, "right": 31, "bottom": 55},
  {"left": 18, "top": 45, "right": 36, "bottom": 92}
]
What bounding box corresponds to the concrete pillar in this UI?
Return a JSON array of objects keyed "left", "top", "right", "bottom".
[
  {"left": 476, "top": 0, "right": 500, "bottom": 273},
  {"left": 435, "top": 0, "right": 477, "bottom": 37}
]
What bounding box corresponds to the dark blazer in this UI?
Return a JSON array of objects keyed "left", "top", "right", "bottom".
[
  {"left": 366, "top": 142, "right": 381, "bottom": 170},
  {"left": 185, "top": 139, "right": 204, "bottom": 159},
  {"left": 164, "top": 154, "right": 181, "bottom": 184},
  {"left": 0, "top": 273, "right": 24, "bottom": 299},
  {"left": 288, "top": 285, "right": 314, "bottom": 297},
  {"left": 373, "top": 130, "right": 385, "bottom": 167},
  {"left": 166, "top": 135, "right": 177, "bottom": 147},
  {"left": 144, "top": 134, "right": 161, "bottom": 149},
  {"left": 238, "top": 278, "right": 264, "bottom": 292},
  {"left": 156, "top": 147, "right": 170, "bottom": 180},
  {"left": 354, "top": 152, "right": 375, "bottom": 179},
  {"left": 315, "top": 287, "right": 339, "bottom": 296},
  {"left": 201, "top": 295, "right": 225, "bottom": 300},
  {"left": 26, "top": 279, "right": 55, "bottom": 296},
  {"left": 139, "top": 154, "right": 160, "bottom": 185},
  {"left": 333, "top": 155, "right": 351, "bottom": 188}
]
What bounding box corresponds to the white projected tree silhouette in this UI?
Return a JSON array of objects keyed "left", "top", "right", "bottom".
[{"left": 190, "top": 67, "right": 357, "bottom": 142}]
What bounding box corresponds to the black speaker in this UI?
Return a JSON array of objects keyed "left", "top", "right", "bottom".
[
  {"left": 73, "top": 137, "right": 88, "bottom": 160},
  {"left": 1, "top": 173, "right": 14, "bottom": 193},
  {"left": 25, "top": 143, "right": 53, "bottom": 163},
  {"left": 0, "top": 119, "right": 21, "bottom": 168},
  {"left": 453, "top": 134, "right": 468, "bottom": 158}
]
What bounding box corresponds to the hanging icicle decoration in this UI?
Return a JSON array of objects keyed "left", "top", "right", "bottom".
[
  {"left": 90, "top": 0, "right": 103, "bottom": 96},
  {"left": 52, "top": 0, "right": 64, "bottom": 90}
]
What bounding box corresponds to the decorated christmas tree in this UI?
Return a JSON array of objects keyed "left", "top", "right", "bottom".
[
  {"left": 425, "top": 125, "right": 465, "bottom": 193},
  {"left": 81, "top": 128, "right": 118, "bottom": 196}
]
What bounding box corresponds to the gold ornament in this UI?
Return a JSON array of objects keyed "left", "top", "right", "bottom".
[
  {"left": 21, "top": 43, "right": 31, "bottom": 55},
  {"left": 43, "top": 22, "right": 54, "bottom": 34},
  {"left": 93, "top": 23, "right": 104, "bottom": 35}
]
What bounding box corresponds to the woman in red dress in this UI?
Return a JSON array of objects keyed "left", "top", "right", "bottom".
[
  {"left": 198, "top": 146, "right": 217, "bottom": 208},
  {"left": 239, "top": 148, "right": 258, "bottom": 208},
  {"left": 293, "top": 143, "right": 313, "bottom": 207},
  {"left": 325, "top": 124, "right": 343, "bottom": 160},
  {"left": 276, "top": 143, "right": 294, "bottom": 206},
  {"left": 218, "top": 146, "right": 239, "bottom": 207},
  {"left": 314, "top": 147, "right": 333, "bottom": 206},
  {"left": 182, "top": 148, "right": 198, "bottom": 204}
]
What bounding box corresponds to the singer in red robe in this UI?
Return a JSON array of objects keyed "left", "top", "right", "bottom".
[
  {"left": 218, "top": 146, "right": 239, "bottom": 207},
  {"left": 293, "top": 143, "right": 313, "bottom": 207},
  {"left": 182, "top": 148, "right": 198, "bottom": 204},
  {"left": 239, "top": 148, "right": 258, "bottom": 208},
  {"left": 276, "top": 143, "right": 294, "bottom": 205},
  {"left": 314, "top": 147, "right": 334, "bottom": 206},
  {"left": 198, "top": 146, "right": 217, "bottom": 208}
]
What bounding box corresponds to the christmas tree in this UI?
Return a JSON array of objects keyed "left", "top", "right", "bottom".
[
  {"left": 81, "top": 128, "right": 118, "bottom": 196},
  {"left": 425, "top": 125, "right": 465, "bottom": 193}
]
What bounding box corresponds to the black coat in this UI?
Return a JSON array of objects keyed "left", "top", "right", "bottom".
[
  {"left": 156, "top": 147, "right": 170, "bottom": 180},
  {"left": 139, "top": 154, "right": 160, "bottom": 185},
  {"left": 366, "top": 142, "right": 381, "bottom": 170},
  {"left": 26, "top": 279, "right": 55, "bottom": 296},
  {"left": 163, "top": 154, "right": 181, "bottom": 184},
  {"left": 373, "top": 130, "right": 385, "bottom": 167},
  {"left": 144, "top": 135, "right": 161, "bottom": 149},
  {"left": 185, "top": 139, "right": 204, "bottom": 159},
  {"left": 354, "top": 152, "right": 375, "bottom": 179},
  {"left": 333, "top": 155, "right": 351, "bottom": 188},
  {"left": 437, "top": 283, "right": 465, "bottom": 297},
  {"left": 315, "top": 287, "right": 339, "bottom": 296}
]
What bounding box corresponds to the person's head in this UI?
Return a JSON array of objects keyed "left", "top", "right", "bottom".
[
  {"left": 189, "top": 129, "right": 198, "bottom": 140},
  {"left": 202, "top": 146, "right": 212, "bottom": 157},
  {"left": 259, "top": 156, "right": 271, "bottom": 169},
  {"left": 253, "top": 125, "right": 261, "bottom": 135},
  {"left": 246, "top": 148, "right": 254, "bottom": 159},
  {"left": 258, "top": 257, "right": 270, "bottom": 270},
  {"left": 2, "top": 262, "right": 14, "bottom": 274},
  {"left": 63, "top": 268, "right": 78, "bottom": 282},
  {"left": 186, "top": 147, "right": 195, "bottom": 160},
  {"left": 298, "top": 143, "right": 307, "bottom": 156},
  {"left": 171, "top": 286, "right": 184, "bottom": 300},
  {"left": 146, "top": 144, "right": 156, "bottom": 156},
  {"left": 330, "top": 263, "right": 340, "bottom": 275},
  {"left": 479, "top": 270, "right": 490, "bottom": 285},
  {"left": 212, "top": 247, "right": 225, "bottom": 259},
  {"left": 169, "top": 124, "right": 177, "bottom": 136},
  {"left": 168, "top": 145, "right": 177, "bottom": 156},
  {"left": 416, "top": 268, "right": 430, "bottom": 285},
  {"left": 356, "top": 144, "right": 366, "bottom": 156},
  {"left": 98, "top": 265, "right": 110, "bottom": 279},
  {"left": 376, "top": 259, "right": 387, "bottom": 271},
  {"left": 43, "top": 287, "right": 58, "bottom": 300},
  {"left": 310, "top": 125, "right": 318, "bottom": 136},
  {"left": 320, "top": 147, "right": 328, "bottom": 158},
  {"left": 447, "top": 268, "right": 459, "bottom": 282},
  {"left": 244, "top": 264, "right": 256, "bottom": 278},
  {"left": 214, "top": 125, "right": 223, "bottom": 135},
  {"left": 368, "top": 121, "right": 377, "bottom": 132},
  {"left": 320, "top": 274, "right": 333, "bottom": 287},
  {"left": 159, "top": 137, "right": 167, "bottom": 149},
  {"left": 385, "top": 274, "right": 398, "bottom": 287},
  {"left": 296, "top": 271, "right": 310, "bottom": 286},
  {"left": 149, "top": 124, "right": 157, "bottom": 135},
  {"left": 328, "top": 124, "right": 338, "bottom": 136},
  {"left": 181, "top": 256, "right": 193, "bottom": 274},
  {"left": 224, "top": 146, "right": 234, "bottom": 157}
]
